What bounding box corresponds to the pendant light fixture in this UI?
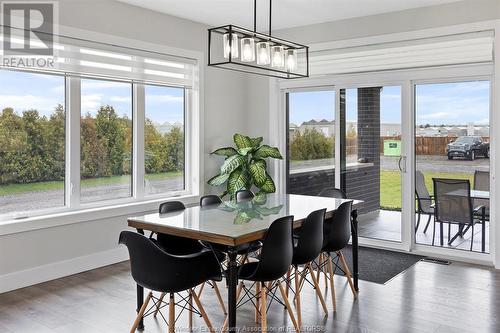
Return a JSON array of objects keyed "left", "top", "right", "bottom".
[{"left": 208, "top": 0, "right": 309, "bottom": 79}]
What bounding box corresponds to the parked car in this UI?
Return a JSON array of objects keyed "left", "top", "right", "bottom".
[{"left": 447, "top": 136, "right": 489, "bottom": 160}]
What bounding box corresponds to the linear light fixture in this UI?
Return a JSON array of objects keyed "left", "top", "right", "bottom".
[{"left": 208, "top": 0, "right": 309, "bottom": 79}]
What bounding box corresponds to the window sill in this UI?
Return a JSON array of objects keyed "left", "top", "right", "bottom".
[{"left": 0, "top": 194, "right": 200, "bottom": 236}]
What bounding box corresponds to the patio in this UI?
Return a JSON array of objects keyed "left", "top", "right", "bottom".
[{"left": 358, "top": 210, "right": 490, "bottom": 253}]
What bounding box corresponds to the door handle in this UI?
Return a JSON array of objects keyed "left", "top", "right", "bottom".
[{"left": 398, "top": 156, "right": 407, "bottom": 173}]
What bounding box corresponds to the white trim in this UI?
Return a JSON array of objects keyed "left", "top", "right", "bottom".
[
  {"left": 0, "top": 247, "right": 129, "bottom": 293},
  {"left": 493, "top": 21, "right": 500, "bottom": 269},
  {"left": 0, "top": 194, "right": 200, "bottom": 236},
  {"left": 133, "top": 84, "right": 145, "bottom": 199},
  {"left": 67, "top": 76, "right": 81, "bottom": 209}
]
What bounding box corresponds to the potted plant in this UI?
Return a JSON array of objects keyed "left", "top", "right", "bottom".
[{"left": 208, "top": 133, "right": 283, "bottom": 200}]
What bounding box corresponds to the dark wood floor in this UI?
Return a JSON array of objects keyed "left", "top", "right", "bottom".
[{"left": 1, "top": 259, "right": 499, "bottom": 333}]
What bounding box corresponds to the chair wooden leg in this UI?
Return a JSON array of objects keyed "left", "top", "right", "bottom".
[
  {"left": 338, "top": 251, "right": 357, "bottom": 297},
  {"left": 191, "top": 290, "right": 216, "bottom": 333},
  {"left": 130, "top": 291, "right": 152, "bottom": 333},
  {"left": 307, "top": 263, "right": 328, "bottom": 316},
  {"left": 260, "top": 282, "right": 267, "bottom": 333},
  {"left": 168, "top": 293, "right": 175, "bottom": 333},
  {"left": 278, "top": 281, "right": 300, "bottom": 332},
  {"left": 327, "top": 255, "right": 337, "bottom": 312},
  {"left": 196, "top": 282, "right": 205, "bottom": 298},
  {"left": 212, "top": 280, "right": 227, "bottom": 315},
  {"left": 188, "top": 289, "right": 193, "bottom": 330},
  {"left": 255, "top": 282, "right": 261, "bottom": 323},
  {"left": 294, "top": 266, "right": 302, "bottom": 328},
  {"left": 285, "top": 267, "right": 291, "bottom": 298},
  {"left": 153, "top": 292, "right": 165, "bottom": 318}
]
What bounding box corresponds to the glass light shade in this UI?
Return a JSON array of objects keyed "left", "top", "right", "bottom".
[
  {"left": 240, "top": 38, "right": 255, "bottom": 62},
  {"left": 271, "top": 45, "right": 285, "bottom": 68},
  {"left": 285, "top": 49, "right": 298, "bottom": 72},
  {"left": 256, "top": 42, "right": 270, "bottom": 65},
  {"left": 223, "top": 33, "right": 239, "bottom": 59}
]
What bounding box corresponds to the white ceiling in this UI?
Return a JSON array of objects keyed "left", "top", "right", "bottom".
[{"left": 117, "top": 0, "right": 463, "bottom": 30}]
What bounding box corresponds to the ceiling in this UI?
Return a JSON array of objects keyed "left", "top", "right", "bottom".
[{"left": 117, "top": 0, "right": 463, "bottom": 30}]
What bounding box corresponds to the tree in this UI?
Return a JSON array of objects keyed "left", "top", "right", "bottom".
[
  {"left": 95, "top": 105, "right": 126, "bottom": 176},
  {"left": 290, "top": 128, "right": 334, "bottom": 160}
]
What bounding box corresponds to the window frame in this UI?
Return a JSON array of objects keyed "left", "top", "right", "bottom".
[{"left": 0, "top": 69, "right": 199, "bottom": 222}]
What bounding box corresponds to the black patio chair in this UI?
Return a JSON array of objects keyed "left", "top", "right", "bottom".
[
  {"left": 119, "top": 231, "right": 221, "bottom": 333},
  {"left": 415, "top": 170, "right": 434, "bottom": 233},
  {"left": 432, "top": 178, "right": 487, "bottom": 251},
  {"left": 222, "top": 216, "right": 299, "bottom": 332},
  {"left": 473, "top": 170, "right": 490, "bottom": 220}
]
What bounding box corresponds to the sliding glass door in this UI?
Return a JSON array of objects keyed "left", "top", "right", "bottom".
[
  {"left": 414, "top": 80, "right": 491, "bottom": 253},
  {"left": 339, "top": 86, "right": 404, "bottom": 242}
]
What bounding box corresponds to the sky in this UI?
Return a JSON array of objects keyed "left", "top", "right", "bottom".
[
  {"left": 0, "top": 69, "right": 185, "bottom": 124},
  {"left": 288, "top": 82, "right": 490, "bottom": 126}
]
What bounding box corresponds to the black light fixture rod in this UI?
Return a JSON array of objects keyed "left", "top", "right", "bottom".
[
  {"left": 254, "top": 0, "right": 257, "bottom": 33},
  {"left": 269, "top": 0, "right": 272, "bottom": 36}
]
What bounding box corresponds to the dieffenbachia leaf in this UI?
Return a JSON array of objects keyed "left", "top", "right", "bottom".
[
  {"left": 234, "top": 211, "right": 253, "bottom": 224},
  {"left": 227, "top": 168, "right": 250, "bottom": 197},
  {"left": 253, "top": 145, "right": 283, "bottom": 159},
  {"left": 252, "top": 191, "right": 268, "bottom": 205},
  {"left": 249, "top": 159, "right": 267, "bottom": 186},
  {"left": 259, "top": 173, "right": 276, "bottom": 193},
  {"left": 250, "top": 136, "right": 263, "bottom": 147},
  {"left": 237, "top": 147, "right": 253, "bottom": 156},
  {"left": 207, "top": 173, "right": 229, "bottom": 186},
  {"left": 255, "top": 204, "right": 283, "bottom": 216},
  {"left": 220, "top": 154, "right": 246, "bottom": 174},
  {"left": 211, "top": 147, "right": 238, "bottom": 157},
  {"left": 233, "top": 133, "right": 253, "bottom": 149}
]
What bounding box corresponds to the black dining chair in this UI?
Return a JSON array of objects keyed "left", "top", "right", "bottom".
[
  {"left": 473, "top": 170, "right": 490, "bottom": 220},
  {"left": 156, "top": 201, "right": 226, "bottom": 316},
  {"left": 200, "top": 194, "right": 223, "bottom": 207},
  {"left": 235, "top": 189, "right": 254, "bottom": 202},
  {"left": 287, "top": 209, "right": 328, "bottom": 327},
  {"left": 317, "top": 201, "right": 356, "bottom": 312},
  {"left": 318, "top": 187, "right": 346, "bottom": 199},
  {"left": 432, "top": 178, "right": 486, "bottom": 251},
  {"left": 119, "top": 231, "right": 221, "bottom": 333},
  {"left": 222, "top": 216, "right": 299, "bottom": 332},
  {"left": 415, "top": 170, "right": 434, "bottom": 233}
]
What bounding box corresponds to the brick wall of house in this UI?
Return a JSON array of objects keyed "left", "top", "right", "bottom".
[{"left": 344, "top": 87, "right": 381, "bottom": 214}]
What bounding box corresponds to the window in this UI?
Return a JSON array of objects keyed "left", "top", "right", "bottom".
[
  {"left": 80, "top": 78, "right": 133, "bottom": 203},
  {"left": 286, "top": 89, "right": 335, "bottom": 195},
  {"left": 0, "top": 69, "right": 65, "bottom": 216},
  {"left": 144, "top": 85, "right": 185, "bottom": 195}
]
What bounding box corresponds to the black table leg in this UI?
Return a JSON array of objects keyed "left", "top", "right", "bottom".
[
  {"left": 351, "top": 209, "right": 359, "bottom": 292},
  {"left": 227, "top": 247, "right": 238, "bottom": 332},
  {"left": 136, "top": 228, "right": 145, "bottom": 330}
]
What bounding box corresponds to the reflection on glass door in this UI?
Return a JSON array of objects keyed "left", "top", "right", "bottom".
[
  {"left": 340, "top": 86, "right": 403, "bottom": 242},
  {"left": 286, "top": 89, "right": 335, "bottom": 196},
  {"left": 415, "top": 81, "right": 490, "bottom": 253}
]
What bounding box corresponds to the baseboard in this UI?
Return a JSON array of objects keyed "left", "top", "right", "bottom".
[{"left": 0, "top": 247, "right": 129, "bottom": 293}]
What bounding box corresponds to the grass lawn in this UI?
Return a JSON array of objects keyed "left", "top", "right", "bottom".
[
  {"left": 0, "top": 171, "right": 183, "bottom": 196},
  {"left": 380, "top": 170, "right": 473, "bottom": 210}
]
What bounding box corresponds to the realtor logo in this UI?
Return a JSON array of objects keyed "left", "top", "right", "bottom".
[{"left": 1, "top": 1, "right": 56, "bottom": 56}]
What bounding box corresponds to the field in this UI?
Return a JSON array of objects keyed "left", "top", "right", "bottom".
[
  {"left": 0, "top": 172, "right": 182, "bottom": 196},
  {"left": 380, "top": 170, "right": 473, "bottom": 210}
]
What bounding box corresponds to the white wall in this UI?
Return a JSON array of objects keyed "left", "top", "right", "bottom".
[{"left": 0, "top": 0, "right": 253, "bottom": 292}]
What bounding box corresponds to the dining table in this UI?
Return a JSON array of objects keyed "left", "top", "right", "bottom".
[{"left": 127, "top": 193, "right": 363, "bottom": 332}]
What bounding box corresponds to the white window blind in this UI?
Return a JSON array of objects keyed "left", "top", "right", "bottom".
[
  {"left": 307, "top": 31, "right": 493, "bottom": 76},
  {"left": 1, "top": 30, "right": 196, "bottom": 87}
]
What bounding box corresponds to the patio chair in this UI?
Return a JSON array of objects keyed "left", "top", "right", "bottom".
[
  {"left": 415, "top": 170, "right": 434, "bottom": 233},
  {"left": 432, "top": 178, "right": 487, "bottom": 251},
  {"left": 473, "top": 170, "right": 490, "bottom": 220}
]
